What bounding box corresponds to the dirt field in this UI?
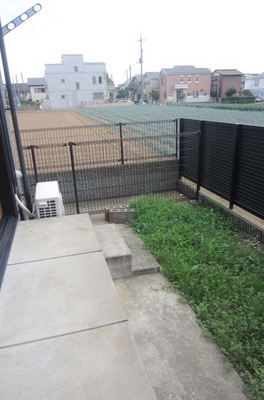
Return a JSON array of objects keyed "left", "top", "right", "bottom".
[
  {"left": 15, "top": 109, "right": 97, "bottom": 130},
  {"left": 11, "top": 109, "right": 168, "bottom": 173}
]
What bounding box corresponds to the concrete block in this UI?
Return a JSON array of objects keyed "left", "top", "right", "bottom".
[{"left": 105, "top": 206, "right": 136, "bottom": 224}]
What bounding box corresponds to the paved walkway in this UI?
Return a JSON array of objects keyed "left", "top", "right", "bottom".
[
  {"left": 0, "top": 215, "right": 156, "bottom": 400},
  {"left": 0, "top": 213, "right": 252, "bottom": 399}
]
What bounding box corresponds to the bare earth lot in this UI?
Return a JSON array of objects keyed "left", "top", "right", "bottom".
[
  {"left": 13, "top": 109, "right": 166, "bottom": 173},
  {"left": 16, "top": 109, "right": 97, "bottom": 130}
]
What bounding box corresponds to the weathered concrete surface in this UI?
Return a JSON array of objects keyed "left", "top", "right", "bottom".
[
  {"left": 0, "top": 214, "right": 157, "bottom": 400},
  {"left": 114, "top": 273, "right": 251, "bottom": 400},
  {"left": 90, "top": 213, "right": 251, "bottom": 399},
  {"left": 0, "top": 252, "right": 125, "bottom": 347},
  {"left": 7, "top": 214, "right": 100, "bottom": 265},
  {"left": 0, "top": 322, "right": 157, "bottom": 400},
  {"left": 94, "top": 224, "right": 132, "bottom": 278},
  {"left": 91, "top": 214, "right": 160, "bottom": 276}
]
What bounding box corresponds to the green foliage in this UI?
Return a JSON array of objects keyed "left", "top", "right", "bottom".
[
  {"left": 116, "top": 86, "right": 129, "bottom": 99},
  {"left": 242, "top": 89, "right": 254, "bottom": 97},
  {"left": 222, "top": 96, "right": 256, "bottom": 104},
  {"left": 225, "top": 86, "right": 237, "bottom": 97},
  {"left": 130, "top": 197, "right": 264, "bottom": 399},
  {"left": 107, "top": 73, "right": 114, "bottom": 84},
  {"left": 149, "top": 89, "right": 160, "bottom": 101}
]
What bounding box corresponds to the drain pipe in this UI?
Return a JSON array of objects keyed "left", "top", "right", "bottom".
[{"left": 14, "top": 194, "right": 34, "bottom": 220}]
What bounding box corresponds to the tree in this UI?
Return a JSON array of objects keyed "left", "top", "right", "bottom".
[
  {"left": 241, "top": 89, "right": 254, "bottom": 97},
  {"left": 225, "top": 87, "right": 237, "bottom": 97},
  {"left": 149, "top": 89, "right": 159, "bottom": 101},
  {"left": 116, "top": 86, "right": 129, "bottom": 99}
]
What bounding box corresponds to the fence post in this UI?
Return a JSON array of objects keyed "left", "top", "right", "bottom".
[
  {"left": 229, "top": 125, "right": 240, "bottom": 209},
  {"left": 196, "top": 121, "right": 203, "bottom": 201},
  {"left": 174, "top": 119, "right": 178, "bottom": 159},
  {"left": 178, "top": 118, "right": 183, "bottom": 179},
  {"left": 118, "top": 122, "right": 125, "bottom": 165},
  {"left": 68, "top": 142, "right": 80, "bottom": 214},
  {"left": 28, "top": 145, "right": 38, "bottom": 184}
]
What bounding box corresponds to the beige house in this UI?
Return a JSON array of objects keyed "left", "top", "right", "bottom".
[
  {"left": 159, "top": 65, "right": 211, "bottom": 104},
  {"left": 211, "top": 69, "right": 244, "bottom": 101},
  {"left": 142, "top": 72, "right": 159, "bottom": 103},
  {"left": 27, "top": 78, "right": 46, "bottom": 102}
]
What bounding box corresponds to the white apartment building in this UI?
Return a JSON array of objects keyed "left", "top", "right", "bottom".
[
  {"left": 244, "top": 73, "right": 264, "bottom": 100},
  {"left": 44, "top": 54, "right": 107, "bottom": 109}
]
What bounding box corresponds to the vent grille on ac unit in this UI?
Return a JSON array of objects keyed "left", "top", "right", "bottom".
[{"left": 38, "top": 199, "right": 58, "bottom": 218}]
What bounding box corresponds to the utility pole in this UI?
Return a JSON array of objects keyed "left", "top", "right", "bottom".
[{"left": 138, "top": 33, "right": 143, "bottom": 102}]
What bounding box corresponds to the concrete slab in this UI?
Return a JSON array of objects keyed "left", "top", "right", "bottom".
[
  {"left": 95, "top": 224, "right": 132, "bottom": 279},
  {"left": 0, "top": 252, "right": 126, "bottom": 347},
  {"left": 114, "top": 273, "right": 251, "bottom": 400},
  {"left": 0, "top": 323, "right": 157, "bottom": 400},
  {"left": 7, "top": 214, "right": 100, "bottom": 265}
]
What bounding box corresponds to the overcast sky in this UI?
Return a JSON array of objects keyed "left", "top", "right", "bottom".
[{"left": 1, "top": 0, "right": 263, "bottom": 85}]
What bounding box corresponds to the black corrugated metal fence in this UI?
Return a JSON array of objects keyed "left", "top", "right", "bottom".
[{"left": 179, "top": 118, "right": 264, "bottom": 219}]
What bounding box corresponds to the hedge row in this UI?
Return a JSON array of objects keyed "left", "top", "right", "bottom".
[{"left": 221, "top": 97, "right": 256, "bottom": 104}]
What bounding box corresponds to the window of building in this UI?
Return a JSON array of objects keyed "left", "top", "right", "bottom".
[
  {"left": 61, "top": 95, "right": 65, "bottom": 99},
  {"left": 193, "top": 90, "right": 199, "bottom": 98},
  {"left": 163, "top": 92, "right": 167, "bottom": 99},
  {"left": 195, "top": 75, "right": 199, "bottom": 83},
  {"left": 93, "top": 92, "right": 104, "bottom": 100},
  {"left": 61, "top": 79, "right": 65, "bottom": 84},
  {"left": 180, "top": 75, "right": 184, "bottom": 83},
  {"left": 92, "top": 76, "right": 96, "bottom": 84},
  {"left": 161, "top": 76, "right": 165, "bottom": 85},
  {"left": 74, "top": 66, "right": 78, "bottom": 72},
  {"left": 98, "top": 76, "right": 103, "bottom": 84},
  {"left": 34, "top": 88, "right": 45, "bottom": 93},
  {"left": 76, "top": 82, "right": 80, "bottom": 90},
  {"left": 204, "top": 91, "right": 207, "bottom": 96},
  {"left": 188, "top": 75, "right": 191, "bottom": 83},
  {"left": 254, "top": 79, "right": 259, "bottom": 86}
]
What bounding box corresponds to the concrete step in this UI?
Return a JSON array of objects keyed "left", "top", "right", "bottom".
[
  {"left": 94, "top": 222, "right": 160, "bottom": 279},
  {"left": 94, "top": 224, "right": 132, "bottom": 279}
]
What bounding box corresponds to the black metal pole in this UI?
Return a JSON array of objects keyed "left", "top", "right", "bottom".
[
  {"left": 174, "top": 119, "right": 178, "bottom": 159},
  {"left": 0, "top": 19, "right": 32, "bottom": 211},
  {"left": 68, "top": 142, "right": 80, "bottom": 214},
  {"left": 118, "top": 122, "right": 124, "bottom": 164},
  {"left": 28, "top": 145, "right": 38, "bottom": 184},
  {"left": 229, "top": 125, "right": 240, "bottom": 209},
  {"left": 178, "top": 118, "right": 183, "bottom": 180},
  {"left": 196, "top": 121, "right": 203, "bottom": 201}
]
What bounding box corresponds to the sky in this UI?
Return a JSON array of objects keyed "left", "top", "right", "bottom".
[{"left": 0, "top": 0, "right": 263, "bottom": 85}]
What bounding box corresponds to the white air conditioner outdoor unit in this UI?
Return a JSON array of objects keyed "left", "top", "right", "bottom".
[{"left": 34, "top": 181, "right": 64, "bottom": 219}]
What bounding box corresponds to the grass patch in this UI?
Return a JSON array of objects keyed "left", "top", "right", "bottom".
[{"left": 130, "top": 197, "right": 264, "bottom": 399}]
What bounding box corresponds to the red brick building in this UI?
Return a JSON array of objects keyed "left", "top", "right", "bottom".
[
  {"left": 211, "top": 69, "right": 244, "bottom": 100},
  {"left": 159, "top": 65, "right": 211, "bottom": 104}
]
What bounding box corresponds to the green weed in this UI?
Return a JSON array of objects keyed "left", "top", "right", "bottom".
[{"left": 130, "top": 197, "right": 264, "bottom": 399}]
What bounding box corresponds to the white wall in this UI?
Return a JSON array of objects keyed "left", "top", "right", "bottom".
[{"left": 45, "top": 55, "right": 107, "bottom": 109}]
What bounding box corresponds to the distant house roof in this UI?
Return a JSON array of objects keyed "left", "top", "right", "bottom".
[
  {"left": 161, "top": 65, "right": 211, "bottom": 75},
  {"left": 27, "top": 78, "right": 45, "bottom": 86},
  {"left": 212, "top": 69, "right": 243, "bottom": 76},
  {"left": 144, "top": 72, "right": 159, "bottom": 79}
]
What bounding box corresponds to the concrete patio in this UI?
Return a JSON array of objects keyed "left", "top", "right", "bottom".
[{"left": 0, "top": 213, "right": 251, "bottom": 399}]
